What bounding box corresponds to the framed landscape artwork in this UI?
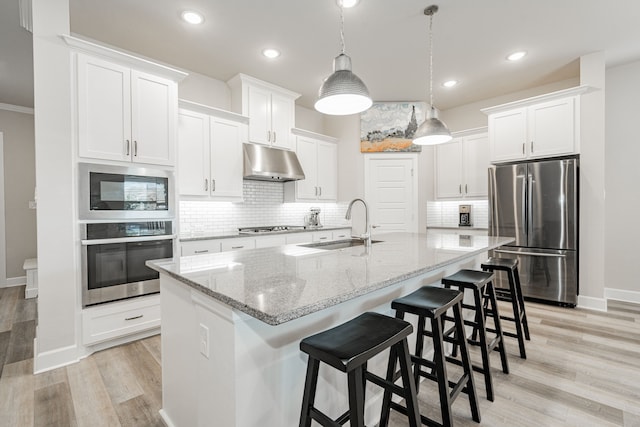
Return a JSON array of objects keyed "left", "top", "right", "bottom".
[{"left": 360, "top": 102, "right": 426, "bottom": 153}]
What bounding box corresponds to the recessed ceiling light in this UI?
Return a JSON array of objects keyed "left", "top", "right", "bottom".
[
  {"left": 181, "top": 11, "right": 204, "bottom": 25},
  {"left": 507, "top": 51, "right": 527, "bottom": 61},
  {"left": 336, "top": 0, "right": 360, "bottom": 8},
  {"left": 443, "top": 80, "right": 458, "bottom": 88},
  {"left": 262, "top": 48, "right": 281, "bottom": 59}
]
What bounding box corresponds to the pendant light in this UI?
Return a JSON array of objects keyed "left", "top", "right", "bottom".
[
  {"left": 314, "top": 2, "right": 372, "bottom": 116},
  {"left": 413, "top": 5, "right": 452, "bottom": 145}
]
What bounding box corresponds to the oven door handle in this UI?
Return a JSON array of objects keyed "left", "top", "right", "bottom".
[{"left": 81, "top": 234, "right": 176, "bottom": 245}]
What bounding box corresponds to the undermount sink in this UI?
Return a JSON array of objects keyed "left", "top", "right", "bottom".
[{"left": 298, "top": 239, "right": 383, "bottom": 251}]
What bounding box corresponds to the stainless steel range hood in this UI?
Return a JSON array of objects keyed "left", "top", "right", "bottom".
[{"left": 243, "top": 143, "right": 305, "bottom": 182}]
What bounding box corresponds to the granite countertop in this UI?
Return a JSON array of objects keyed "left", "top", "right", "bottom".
[
  {"left": 179, "top": 226, "right": 351, "bottom": 242},
  {"left": 148, "top": 232, "right": 514, "bottom": 325}
]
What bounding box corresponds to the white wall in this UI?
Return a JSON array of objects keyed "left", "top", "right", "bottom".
[
  {"left": 605, "top": 59, "right": 640, "bottom": 298},
  {"left": 32, "top": 0, "right": 79, "bottom": 371},
  {"left": 178, "top": 71, "right": 231, "bottom": 110},
  {"left": 0, "top": 108, "right": 37, "bottom": 281},
  {"left": 577, "top": 52, "right": 606, "bottom": 309}
]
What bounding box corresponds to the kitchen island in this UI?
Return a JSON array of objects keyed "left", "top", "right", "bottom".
[{"left": 148, "top": 232, "right": 513, "bottom": 427}]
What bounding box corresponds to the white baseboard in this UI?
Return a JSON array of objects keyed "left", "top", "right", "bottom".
[
  {"left": 577, "top": 295, "right": 607, "bottom": 311},
  {"left": 0, "top": 276, "right": 27, "bottom": 288},
  {"left": 159, "top": 410, "right": 177, "bottom": 427},
  {"left": 604, "top": 288, "right": 640, "bottom": 304},
  {"left": 25, "top": 287, "right": 38, "bottom": 299},
  {"left": 33, "top": 338, "right": 80, "bottom": 374}
]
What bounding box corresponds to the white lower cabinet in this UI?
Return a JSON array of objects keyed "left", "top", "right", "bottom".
[
  {"left": 181, "top": 240, "right": 222, "bottom": 257},
  {"left": 82, "top": 294, "right": 160, "bottom": 345},
  {"left": 332, "top": 229, "right": 350, "bottom": 240},
  {"left": 285, "top": 233, "right": 313, "bottom": 244},
  {"left": 312, "top": 230, "right": 334, "bottom": 242},
  {"left": 255, "top": 235, "right": 287, "bottom": 248},
  {"left": 220, "top": 237, "right": 256, "bottom": 252}
]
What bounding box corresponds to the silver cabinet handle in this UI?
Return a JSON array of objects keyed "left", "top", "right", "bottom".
[
  {"left": 231, "top": 246, "right": 244, "bottom": 249},
  {"left": 465, "top": 184, "right": 468, "bottom": 194},
  {"left": 372, "top": 225, "right": 381, "bottom": 228},
  {"left": 273, "top": 131, "right": 276, "bottom": 143},
  {"left": 314, "top": 186, "right": 318, "bottom": 196},
  {"left": 134, "top": 140, "right": 138, "bottom": 156},
  {"left": 459, "top": 184, "right": 462, "bottom": 194},
  {"left": 204, "top": 179, "right": 208, "bottom": 191},
  {"left": 125, "top": 140, "right": 130, "bottom": 156},
  {"left": 522, "top": 143, "right": 525, "bottom": 155},
  {"left": 125, "top": 314, "right": 143, "bottom": 321},
  {"left": 267, "top": 130, "right": 271, "bottom": 142},
  {"left": 319, "top": 187, "right": 322, "bottom": 196},
  {"left": 530, "top": 141, "right": 534, "bottom": 153},
  {"left": 194, "top": 249, "right": 209, "bottom": 254},
  {"left": 319, "top": 237, "right": 328, "bottom": 240},
  {"left": 212, "top": 179, "right": 216, "bottom": 192}
]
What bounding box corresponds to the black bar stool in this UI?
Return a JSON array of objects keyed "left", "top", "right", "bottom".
[
  {"left": 299, "top": 312, "right": 421, "bottom": 427},
  {"left": 380, "top": 286, "right": 480, "bottom": 427},
  {"left": 481, "top": 257, "right": 530, "bottom": 359},
  {"left": 441, "top": 270, "right": 509, "bottom": 402}
]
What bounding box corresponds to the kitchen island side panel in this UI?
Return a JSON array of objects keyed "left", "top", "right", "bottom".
[{"left": 158, "top": 252, "right": 484, "bottom": 427}]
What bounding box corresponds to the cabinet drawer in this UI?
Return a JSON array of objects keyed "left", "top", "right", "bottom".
[
  {"left": 285, "top": 233, "right": 313, "bottom": 244},
  {"left": 181, "top": 240, "right": 222, "bottom": 256},
  {"left": 82, "top": 294, "right": 160, "bottom": 345},
  {"left": 255, "top": 235, "right": 286, "bottom": 248},
  {"left": 332, "top": 229, "right": 351, "bottom": 240},
  {"left": 220, "top": 237, "right": 256, "bottom": 252},
  {"left": 312, "top": 231, "right": 334, "bottom": 242}
]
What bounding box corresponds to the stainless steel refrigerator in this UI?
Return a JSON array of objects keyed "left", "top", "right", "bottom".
[{"left": 488, "top": 157, "right": 578, "bottom": 306}]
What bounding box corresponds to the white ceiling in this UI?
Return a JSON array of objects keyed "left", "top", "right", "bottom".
[{"left": 3, "top": 0, "right": 640, "bottom": 111}]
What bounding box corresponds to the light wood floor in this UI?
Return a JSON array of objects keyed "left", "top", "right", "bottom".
[{"left": 1, "top": 285, "right": 640, "bottom": 426}]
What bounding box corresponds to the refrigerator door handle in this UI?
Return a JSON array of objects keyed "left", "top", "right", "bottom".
[
  {"left": 494, "top": 249, "right": 567, "bottom": 258},
  {"left": 527, "top": 173, "right": 534, "bottom": 243}
]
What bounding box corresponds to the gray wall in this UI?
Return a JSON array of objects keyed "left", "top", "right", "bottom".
[
  {"left": 0, "top": 109, "right": 37, "bottom": 279},
  {"left": 605, "top": 59, "right": 640, "bottom": 294}
]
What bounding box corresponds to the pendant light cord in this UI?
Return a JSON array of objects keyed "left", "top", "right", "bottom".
[
  {"left": 429, "top": 12, "right": 434, "bottom": 108},
  {"left": 340, "top": 4, "right": 346, "bottom": 54}
]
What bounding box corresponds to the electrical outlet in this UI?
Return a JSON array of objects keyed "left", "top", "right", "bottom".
[{"left": 199, "top": 323, "right": 210, "bottom": 359}]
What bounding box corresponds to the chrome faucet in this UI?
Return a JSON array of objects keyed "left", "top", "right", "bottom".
[{"left": 345, "top": 198, "right": 371, "bottom": 248}]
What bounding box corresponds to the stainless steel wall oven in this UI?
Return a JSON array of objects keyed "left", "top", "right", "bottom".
[{"left": 81, "top": 221, "right": 174, "bottom": 307}]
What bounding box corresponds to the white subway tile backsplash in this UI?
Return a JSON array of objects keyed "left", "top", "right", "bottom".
[
  {"left": 180, "top": 181, "right": 351, "bottom": 235},
  {"left": 426, "top": 200, "right": 488, "bottom": 228}
]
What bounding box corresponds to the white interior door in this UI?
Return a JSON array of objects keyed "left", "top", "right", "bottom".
[{"left": 365, "top": 154, "right": 418, "bottom": 235}]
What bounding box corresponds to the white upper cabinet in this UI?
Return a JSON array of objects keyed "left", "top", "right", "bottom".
[
  {"left": 482, "top": 86, "right": 591, "bottom": 163},
  {"left": 228, "top": 74, "right": 300, "bottom": 151},
  {"left": 178, "top": 101, "right": 248, "bottom": 201},
  {"left": 77, "top": 53, "right": 177, "bottom": 166},
  {"left": 435, "top": 129, "right": 489, "bottom": 199},
  {"left": 284, "top": 129, "right": 338, "bottom": 202}
]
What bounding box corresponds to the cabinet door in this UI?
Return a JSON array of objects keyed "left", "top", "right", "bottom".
[
  {"left": 210, "top": 118, "right": 244, "bottom": 200},
  {"left": 246, "top": 85, "right": 271, "bottom": 145},
  {"left": 528, "top": 97, "right": 575, "bottom": 159},
  {"left": 435, "top": 139, "right": 463, "bottom": 199},
  {"left": 312, "top": 231, "right": 333, "bottom": 242},
  {"left": 294, "top": 136, "right": 319, "bottom": 200},
  {"left": 255, "top": 235, "right": 286, "bottom": 248},
  {"left": 77, "top": 54, "right": 131, "bottom": 162},
  {"left": 316, "top": 141, "right": 337, "bottom": 201},
  {"left": 131, "top": 70, "right": 176, "bottom": 166},
  {"left": 178, "top": 110, "right": 210, "bottom": 196},
  {"left": 489, "top": 108, "right": 527, "bottom": 162},
  {"left": 270, "top": 92, "right": 294, "bottom": 150},
  {"left": 462, "top": 133, "right": 489, "bottom": 197}
]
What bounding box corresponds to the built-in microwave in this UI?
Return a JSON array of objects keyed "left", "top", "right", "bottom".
[{"left": 78, "top": 163, "right": 175, "bottom": 220}]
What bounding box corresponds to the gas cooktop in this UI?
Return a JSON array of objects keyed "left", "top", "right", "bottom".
[{"left": 238, "top": 225, "right": 307, "bottom": 234}]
